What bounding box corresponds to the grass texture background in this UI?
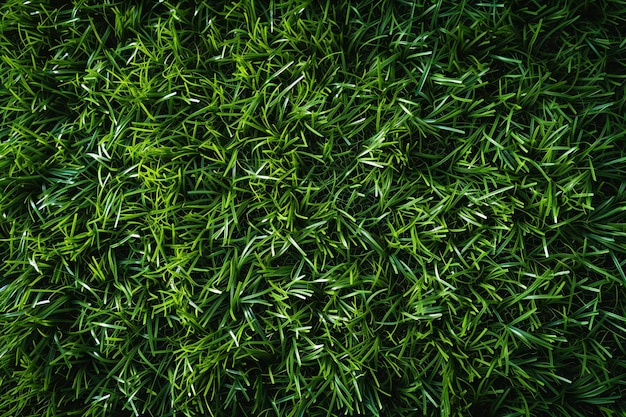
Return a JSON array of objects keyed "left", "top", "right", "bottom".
[{"left": 1, "top": 0, "right": 626, "bottom": 416}]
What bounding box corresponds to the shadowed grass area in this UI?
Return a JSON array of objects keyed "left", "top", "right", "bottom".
[{"left": 1, "top": 0, "right": 625, "bottom": 416}]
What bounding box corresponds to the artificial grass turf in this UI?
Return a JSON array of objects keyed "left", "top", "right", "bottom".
[{"left": 1, "top": 0, "right": 626, "bottom": 416}]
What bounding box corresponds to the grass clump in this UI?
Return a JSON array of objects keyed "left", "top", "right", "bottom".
[{"left": 1, "top": 0, "right": 626, "bottom": 416}]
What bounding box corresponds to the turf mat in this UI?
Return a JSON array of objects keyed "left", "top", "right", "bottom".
[{"left": 1, "top": 0, "right": 626, "bottom": 416}]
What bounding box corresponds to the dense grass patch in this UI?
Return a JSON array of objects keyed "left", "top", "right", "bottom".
[{"left": 1, "top": 0, "right": 626, "bottom": 416}]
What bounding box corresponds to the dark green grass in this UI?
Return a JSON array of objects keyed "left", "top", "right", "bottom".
[{"left": 1, "top": 0, "right": 626, "bottom": 416}]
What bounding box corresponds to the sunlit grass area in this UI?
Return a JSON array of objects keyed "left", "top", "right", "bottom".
[{"left": 1, "top": 1, "right": 626, "bottom": 416}]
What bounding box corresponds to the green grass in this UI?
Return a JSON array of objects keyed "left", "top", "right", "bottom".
[{"left": 1, "top": 0, "right": 626, "bottom": 416}]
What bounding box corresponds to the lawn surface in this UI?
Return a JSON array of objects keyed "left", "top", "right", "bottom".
[{"left": 1, "top": 1, "right": 626, "bottom": 416}]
